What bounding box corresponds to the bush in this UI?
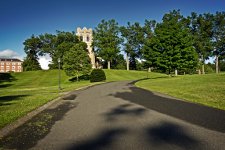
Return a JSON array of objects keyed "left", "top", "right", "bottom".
[{"left": 90, "top": 69, "right": 106, "bottom": 82}]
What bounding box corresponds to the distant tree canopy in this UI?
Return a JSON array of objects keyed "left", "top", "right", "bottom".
[{"left": 23, "top": 10, "right": 225, "bottom": 75}]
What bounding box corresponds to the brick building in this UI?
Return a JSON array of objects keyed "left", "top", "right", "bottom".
[{"left": 0, "top": 58, "right": 23, "bottom": 73}]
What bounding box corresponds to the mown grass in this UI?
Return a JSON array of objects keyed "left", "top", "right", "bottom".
[
  {"left": 104, "top": 69, "right": 150, "bottom": 81},
  {"left": 136, "top": 73, "right": 225, "bottom": 110}
]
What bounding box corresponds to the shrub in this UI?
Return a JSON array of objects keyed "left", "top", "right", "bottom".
[{"left": 90, "top": 69, "right": 106, "bottom": 82}]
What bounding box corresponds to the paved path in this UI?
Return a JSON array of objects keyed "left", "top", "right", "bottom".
[{"left": 1, "top": 81, "right": 225, "bottom": 150}]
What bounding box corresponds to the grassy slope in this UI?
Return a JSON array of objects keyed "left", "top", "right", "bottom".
[
  {"left": 104, "top": 69, "right": 166, "bottom": 81},
  {"left": 136, "top": 73, "right": 225, "bottom": 110}
]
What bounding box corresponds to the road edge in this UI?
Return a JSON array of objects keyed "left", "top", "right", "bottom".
[{"left": 0, "top": 83, "right": 103, "bottom": 138}]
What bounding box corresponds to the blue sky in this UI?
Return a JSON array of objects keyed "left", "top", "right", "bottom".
[{"left": 0, "top": 0, "right": 224, "bottom": 68}]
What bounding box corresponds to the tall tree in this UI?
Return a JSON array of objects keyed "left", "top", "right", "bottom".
[
  {"left": 63, "top": 42, "right": 91, "bottom": 81},
  {"left": 120, "top": 22, "right": 145, "bottom": 70},
  {"left": 143, "top": 10, "right": 198, "bottom": 75},
  {"left": 93, "top": 19, "right": 122, "bottom": 69},
  {"left": 212, "top": 11, "right": 225, "bottom": 73},
  {"left": 23, "top": 35, "right": 42, "bottom": 71},
  {"left": 142, "top": 19, "right": 156, "bottom": 71},
  {"left": 189, "top": 12, "right": 214, "bottom": 74}
]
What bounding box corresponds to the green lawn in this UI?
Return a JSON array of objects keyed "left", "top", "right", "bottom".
[
  {"left": 0, "top": 69, "right": 150, "bottom": 129},
  {"left": 136, "top": 73, "right": 225, "bottom": 110},
  {"left": 104, "top": 69, "right": 150, "bottom": 81}
]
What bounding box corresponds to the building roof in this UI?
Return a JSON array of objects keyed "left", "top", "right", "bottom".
[{"left": 0, "top": 58, "right": 23, "bottom": 62}]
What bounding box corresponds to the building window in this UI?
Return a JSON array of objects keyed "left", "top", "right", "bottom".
[
  {"left": 18, "top": 66, "right": 21, "bottom": 69},
  {"left": 12, "top": 63, "right": 16, "bottom": 65},
  {"left": 1, "top": 62, "right": 4, "bottom": 65},
  {"left": 6, "top": 66, "right": 10, "bottom": 69},
  {"left": 87, "top": 36, "right": 90, "bottom": 42},
  {"left": 17, "top": 62, "right": 21, "bottom": 65},
  {"left": 12, "top": 66, "right": 15, "bottom": 69},
  {"left": 1, "top": 66, "right": 4, "bottom": 68},
  {"left": 80, "top": 36, "right": 83, "bottom": 41},
  {"left": 6, "top": 62, "right": 10, "bottom": 65}
]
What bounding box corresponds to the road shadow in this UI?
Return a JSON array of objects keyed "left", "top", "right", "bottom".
[
  {"left": 0, "top": 102, "right": 77, "bottom": 150},
  {"left": 145, "top": 122, "right": 201, "bottom": 150},
  {"left": 67, "top": 128, "right": 127, "bottom": 150},
  {"left": 110, "top": 83, "right": 225, "bottom": 133},
  {"left": 62, "top": 94, "right": 77, "bottom": 100},
  {"left": 103, "top": 103, "right": 146, "bottom": 121},
  {"left": 0, "top": 95, "right": 28, "bottom": 106}
]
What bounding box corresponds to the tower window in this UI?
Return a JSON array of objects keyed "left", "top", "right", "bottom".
[
  {"left": 87, "top": 36, "right": 90, "bottom": 42},
  {"left": 80, "top": 36, "right": 83, "bottom": 41}
]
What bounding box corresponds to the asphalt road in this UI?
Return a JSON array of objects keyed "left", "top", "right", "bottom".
[{"left": 1, "top": 81, "right": 225, "bottom": 150}]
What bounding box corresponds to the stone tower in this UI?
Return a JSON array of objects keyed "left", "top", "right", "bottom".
[{"left": 76, "top": 27, "right": 95, "bottom": 68}]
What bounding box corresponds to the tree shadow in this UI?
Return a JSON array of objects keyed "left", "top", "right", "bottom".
[
  {"left": 0, "top": 84, "right": 13, "bottom": 88},
  {"left": 103, "top": 103, "right": 146, "bottom": 121},
  {"left": 0, "top": 95, "right": 28, "bottom": 106},
  {"left": 109, "top": 82, "right": 225, "bottom": 133},
  {"left": 0, "top": 102, "right": 77, "bottom": 150},
  {"left": 62, "top": 94, "right": 77, "bottom": 100},
  {"left": 66, "top": 128, "right": 127, "bottom": 150},
  {"left": 0, "top": 73, "right": 17, "bottom": 83},
  {"left": 69, "top": 74, "right": 90, "bottom": 82},
  {"left": 129, "top": 76, "right": 169, "bottom": 85},
  {"left": 145, "top": 122, "right": 201, "bottom": 149}
]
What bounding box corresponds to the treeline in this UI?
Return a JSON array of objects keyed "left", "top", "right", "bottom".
[
  {"left": 23, "top": 10, "right": 225, "bottom": 76},
  {"left": 93, "top": 10, "right": 225, "bottom": 75},
  {"left": 22, "top": 31, "right": 91, "bottom": 79}
]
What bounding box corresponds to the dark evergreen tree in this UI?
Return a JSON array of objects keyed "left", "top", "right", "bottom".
[{"left": 143, "top": 10, "right": 198, "bottom": 75}]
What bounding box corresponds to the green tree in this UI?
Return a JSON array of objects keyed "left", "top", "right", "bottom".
[
  {"left": 23, "top": 35, "right": 42, "bottom": 71},
  {"left": 212, "top": 11, "right": 225, "bottom": 73},
  {"left": 120, "top": 22, "right": 145, "bottom": 70},
  {"left": 143, "top": 10, "right": 198, "bottom": 75},
  {"left": 39, "top": 31, "right": 79, "bottom": 69},
  {"left": 63, "top": 43, "right": 91, "bottom": 81},
  {"left": 142, "top": 19, "right": 157, "bottom": 71},
  {"left": 93, "top": 19, "right": 122, "bottom": 69},
  {"left": 189, "top": 12, "right": 214, "bottom": 74}
]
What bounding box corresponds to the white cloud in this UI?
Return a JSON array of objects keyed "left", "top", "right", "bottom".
[
  {"left": 0, "top": 49, "right": 20, "bottom": 58},
  {"left": 38, "top": 54, "right": 52, "bottom": 70}
]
